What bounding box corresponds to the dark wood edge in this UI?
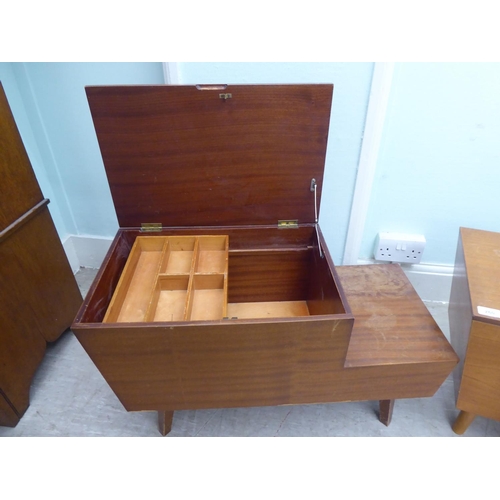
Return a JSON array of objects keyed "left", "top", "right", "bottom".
[
  {"left": 74, "top": 313, "right": 355, "bottom": 330},
  {"left": 317, "top": 226, "right": 353, "bottom": 317},
  {"left": 72, "top": 229, "right": 125, "bottom": 325},
  {"left": 73, "top": 223, "right": 354, "bottom": 327},
  {"left": 0, "top": 198, "right": 50, "bottom": 243}
]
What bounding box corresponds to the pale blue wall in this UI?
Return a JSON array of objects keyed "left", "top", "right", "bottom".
[
  {"left": 360, "top": 63, "right": 500, "bottom": 265},
  {"left": 3, "top": 62, "right": 164, "bottom": 240},
  {"left": 6, "top": 62, "right": 499, "bottom": 268},
  {"left": 0, "top": 62, "right": 67, "bottom": 236},
  {"left": 179, "top": 63, "right": 374, "bottom": 264}
]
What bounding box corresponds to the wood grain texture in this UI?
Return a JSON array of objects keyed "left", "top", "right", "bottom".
[
  {"left": 85, "top": 84, "right": 333, "bottom": 228},
  {"left": 457, "top": 320, "right": 500, "bottom": 420},
  {"left": 339, "top": 264, "right": 458, "bottom": 367},
  {"left": 1, "top": 208, "right": 82, "bottom": 342},
  {"left": 0, "top": 82, "right": 43, "bottom": 230},
  {"left": 74, "top": 317, "right": 353, "bottom": 411},
  {"left": 0, "top": 207, "right": 82, "bottom": 426},
  {"left": 460, "top": 227, "right": 500, "bottom": 323},
  {"left": 0, "top": 272, "right": 46, "bottom": 421},
  {"left": 75, "top": 225, "right": 323, "bottom": 324},
  {"left": 73, "top": 262, "right": 457, "bottom": 415},
  {"left": 0, "top": 83, "right": 82, "bottom": 427},
  {"left": 449, "top": 228, "right": 500, "bottom": 431}
]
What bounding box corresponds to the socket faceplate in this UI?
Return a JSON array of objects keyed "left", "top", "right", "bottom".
[{"left": 374, "top": 232, "right": 426, "bottom": 263}]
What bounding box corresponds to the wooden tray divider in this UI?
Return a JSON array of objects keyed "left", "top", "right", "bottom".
[
  {"left": 103, "top": 236, "right": 167, "bottom": 323},
  {"left": 161, "top": 236, "right": 197, "bottom": 275},
  {"left": 145, "top": 274, "right": 190, "bottom": 322},
  {"left": 104, "top": 235, "right": 229, "bottom": 323}
]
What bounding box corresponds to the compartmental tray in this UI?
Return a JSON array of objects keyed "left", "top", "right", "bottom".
[
  {"left": 104, "top": 233, "right": 322, "bottom": 324},
  {"left": 103, "top": 235, "right": 229, "bottom": 323}
]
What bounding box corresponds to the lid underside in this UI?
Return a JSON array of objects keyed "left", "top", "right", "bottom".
[{"left": 86, "top": 84, "right": 333, "bottom": 228}]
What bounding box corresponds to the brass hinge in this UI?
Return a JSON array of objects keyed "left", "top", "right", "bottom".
[
  {"left": 141, "top": 222, "right": 162, "bottom": 232},
  {"left": 278, "top": 220, "right": 299, "bottom": 229}
]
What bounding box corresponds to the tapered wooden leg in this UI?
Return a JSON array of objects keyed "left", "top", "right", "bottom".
[
  {"left": 379, "top": 399, "right": 395, "bottom": 426},
  {"left": 452, "top": 410, "right": 476, "bottom": 435},
  {"left": 158, "top": 411, "right": 174, "bottom": 436}
]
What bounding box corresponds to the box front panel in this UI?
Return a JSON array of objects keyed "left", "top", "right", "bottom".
[{"left": 75, "top": 318, "right": 353, "bottom": 411}]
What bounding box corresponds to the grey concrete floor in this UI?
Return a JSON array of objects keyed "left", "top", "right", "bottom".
[{"left": 2, "top": 266, "right": 499, "bottom": 437}]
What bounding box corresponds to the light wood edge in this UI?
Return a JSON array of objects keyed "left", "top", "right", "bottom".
[
  {"left": 143, "top": 239, "right": 171, "bottom": 321},
  {"left": 183, "top": 238, "right": 199, "bottom": 320},
  {"left": 105, "top": 235, "right": 230, "bottom": 323},
  {"left": 223, "top": 235, "right": 229, "bottom": 317}
]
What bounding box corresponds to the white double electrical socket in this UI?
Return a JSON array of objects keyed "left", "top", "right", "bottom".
[{"left": 374, "top": 232, "right": 426, "bottom": 264}]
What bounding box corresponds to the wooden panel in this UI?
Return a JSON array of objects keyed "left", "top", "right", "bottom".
[
  {"left": 460, "top": 227, "right": 500, "bottom": 324},
  {"left": 227, "top": 301, "right": 310, "bottom": 319},
  {"left": 307, "top": 235, "right": 346, "bottom": 316},
  {"left": 73, "top": 263, "right": 457, "bottom": 413},
  {"left": 85, "top": 85, "right": 333, "bottom": 228},
  {"left": 74, "top": 317, "right": 353, "bottom": 411},
  {"left": 457, "top": 320, "right": 500, "bottom": 420},
  {"left": 228, "top": 249, "right": 311, "bottom": 303},
  {"left": 76, "top": 226, "right": 317, "bottom": 324},
  {"left": 1, "top": 207, "right": 82, "bottom": 342},
  {"left": 0, "top": 262, "right": 46, "bottom": 416},
  {"left": 0, "top": 82, "right": 43, "bottom": 230},
  {"left": 338, "top": 264, "right": 458, "bottom": 367}
]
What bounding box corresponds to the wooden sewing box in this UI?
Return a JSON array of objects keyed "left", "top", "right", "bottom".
[{"left": 72, "top": 84, "right": 458, "bottom": 435}]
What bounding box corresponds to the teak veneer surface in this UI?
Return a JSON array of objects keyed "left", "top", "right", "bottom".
[
  {"left": 85, "top": 85, "right": 333, "bottom": 228},
  {"left": 74, "top": 261, "right": 458, "bottom": 412},
  {"left": 449, "top": 227, "right": 500, "bottom": 432},
  {"left": 340, "top": 265, "right": 457, "bottom": 367},
  {"left": 104, "top": 235, "right": 229, "bottom": 323},
  {"left": 0, "top": 82, "right": 82, "bottom": 427},
  {"left": 458, "top": 227, "right": 500, "bottom": 323},
  {"left": 0, "top": 83, "right": 43, "bottom": 230}
]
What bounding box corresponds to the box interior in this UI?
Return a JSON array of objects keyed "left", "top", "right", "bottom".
[{"left": 79, "top": 226, "right": 347, "bottom": 324}]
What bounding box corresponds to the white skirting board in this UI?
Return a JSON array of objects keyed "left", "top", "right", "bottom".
[
  {"left": 62, "top": 235, "right": 113, "bottom": 274},
  {"left": 62, "top": 236, "right": 454, "bottom": 304}
]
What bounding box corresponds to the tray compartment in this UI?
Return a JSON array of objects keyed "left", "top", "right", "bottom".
[
  {"left": 97, "top": 229, "right": 348, "bottom": 324},
  {"left": 160, "top": 236, "right": 196, "bottom": 274},
  {"left": 227, "top": 301, "right": 310, "bottom": 319},
  {"left": 146, "top": 275, "right": 190, "bottom": 322},
  {"left": 187, "top": 274, "right": 227, "bottom": 321},
  {"left": 194, "top": 235, "right": 228, "bottom": 274},
  {"left": 103, "top": 236, "right": 166, "bottom": 323}
]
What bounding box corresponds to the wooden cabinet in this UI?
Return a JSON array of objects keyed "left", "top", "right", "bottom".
[
  {"left": 0, "top": 82, "right": 82, "bottom": 427},
  {"left": 72, "top": 84, "right": 458, "bottom": 435},
  {"left": 449, "top": 227, "right": 500, "bottom": 434}
]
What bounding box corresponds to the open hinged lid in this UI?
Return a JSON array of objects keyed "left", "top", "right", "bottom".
[{"left": 85, "top": 84, "right": 333, "bottom": 228}]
